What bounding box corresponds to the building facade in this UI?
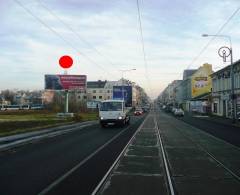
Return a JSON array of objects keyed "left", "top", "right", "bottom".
[{"left": 211, "top": 60, "right": 240, "bottom": 118}]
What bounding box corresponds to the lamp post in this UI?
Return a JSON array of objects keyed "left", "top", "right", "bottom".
[
  {"left": 119, "top": 69, "right": 136, "bottom": 103},
  {"left": 202, "top": 34, "right": 235, "bottom": 123}
]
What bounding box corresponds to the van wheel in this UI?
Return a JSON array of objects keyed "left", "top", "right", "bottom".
[
  {"left": 120, "top": 120, "right": 125, "bottom": 127},
  {"left": 101, "top": 123, "right": 106, "bottom": 128},
  {"left": 127, "top": 118, "right": 130, "bottom": 125}
]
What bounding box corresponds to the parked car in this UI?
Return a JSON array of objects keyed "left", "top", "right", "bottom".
[
  {"left": 171, "top": 107, "right": 177, "bottom": 113},
  {"left": 237, "top": 112, "right": 240, "bottom": 120},
  {"left": 174, "top": 108, "right": 184, "bottom": 116},
  {"left": 142, "top": 106, "right": 150, "bottom": 113},
  {"left": 134, "top": 108, "right": 143, "bottom": 116}
]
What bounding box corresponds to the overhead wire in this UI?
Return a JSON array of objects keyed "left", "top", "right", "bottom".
[
  {"left": 13, "top": 0, "right": 118, "bottom": 78},
  {"left": 186, "top": 6, "right": 240, "bottom": 70},
  {"left": 36, "top": 0, "right": 118, "bottom": 69},
  {"left": 170, "top": 6, "right": 240, "bottom": 98},
  {"left": 136, "top": 0, "right": 153, "bottom": 98}
]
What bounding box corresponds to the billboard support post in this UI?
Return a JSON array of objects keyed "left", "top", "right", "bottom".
[{"left": 65, "top": 90, "right": 69, "bottom": 113}]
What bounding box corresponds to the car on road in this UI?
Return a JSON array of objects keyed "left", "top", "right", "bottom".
[
  {"left": 134, "top": 108, "right": 143, "bottom": 116},
  {"left": 174, "top": 108, "right": 184, "bottom": 117},
  {"left": 99, "top": 100, "right": 130, "bottom": 127},
  {"left": 142, "top": 106, "right": 150, "bottom": 113}
]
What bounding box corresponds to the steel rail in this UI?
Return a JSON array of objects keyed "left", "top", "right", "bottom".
[
  {"left": 154, "top": 114, "right": 176, "bottom": 195},
  {"left": 171, "top": 122, "right": 240, "bottom": 182},
  {"left": 91, "top": 114, "right": 149, "bottom": 195}
]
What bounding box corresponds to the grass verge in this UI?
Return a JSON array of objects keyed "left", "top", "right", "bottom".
[{"left": 0, "top": 110, "right": 98, "bottom": 137}]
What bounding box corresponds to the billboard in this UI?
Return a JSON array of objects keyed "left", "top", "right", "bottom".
[
  {"left": 113, "top": 86, "right": 132, "bottom": 107},
  {"left": 45, "top": 75, "right": 86, "bottom": 90},
  {"left": 191, "top": 64, "right": 213, "bottom": 98}
]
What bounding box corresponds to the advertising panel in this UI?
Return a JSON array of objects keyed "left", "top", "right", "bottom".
[
  {"left": 191, "top": 64, "right": 213, "bottom": 98},
  {"left": 113, "top": 86, "right": 132, "bottom": 107},
  {"left": 45, "top": 75, "right": 86, "bottom": 90}
]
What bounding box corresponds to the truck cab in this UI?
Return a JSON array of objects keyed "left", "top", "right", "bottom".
[{"left": 99, "top": 100, "right": 130, "bottom": 127}]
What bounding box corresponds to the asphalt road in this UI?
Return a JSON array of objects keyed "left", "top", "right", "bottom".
[
  {"left": 159, "top": 108, "right": 240, "bottom": 148},
  {"left": 0, "top": 115, "right": 145, "bottom": 195},
  {"left": 177, "top": 114, "right": 240, "bottom": 148}
]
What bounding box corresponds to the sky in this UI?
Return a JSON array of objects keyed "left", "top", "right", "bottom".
[{"left": 1, "top": 0, "right": 240, "bottom": 98}]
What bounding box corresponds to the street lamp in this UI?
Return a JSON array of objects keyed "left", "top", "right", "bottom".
[
  {"left": 202, "top": 34, "right": 235, "bottom": 123},
  {"left": 119, "top": 69, "right": 136, "bottom": 103}
]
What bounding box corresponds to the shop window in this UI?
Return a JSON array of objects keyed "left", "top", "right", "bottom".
[{"left": 93, "top": 96, "right": 96, "bottom": 99}]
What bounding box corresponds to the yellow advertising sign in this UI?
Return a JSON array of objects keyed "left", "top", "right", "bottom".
[{"left": 191, "top": 63, "right": 213, "bottom": 98}]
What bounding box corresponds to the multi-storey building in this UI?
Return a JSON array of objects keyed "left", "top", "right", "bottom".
[
  {"left": 161, "top": 64, "right": 213, "bottom": 114},
  {"left": 211, "top": 59, "right": 240, "bottom": 118},
  {"left": 87, "top": 80, "right": 108, "bottom": 101}
]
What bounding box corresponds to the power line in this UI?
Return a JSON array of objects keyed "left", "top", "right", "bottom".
[
  {"left": 36, "top": 0, "right": 118, "bottom": 69},
  {"left": 136, "top": 0, "right": 153, "bottom": 96},
  {"left": 13, "top": 0, "right": 117, "bottom": 78},
  {"left": 186, "top": 6, "right": 240, "bottom": 70},
  {"left": 169, "top": 6, "right": 240, "bottom": 97}
]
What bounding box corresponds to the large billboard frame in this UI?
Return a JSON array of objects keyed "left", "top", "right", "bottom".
[
  {"left": 113, "top": 86, "right": 132, "bottom": 107},
  {"left": 45, "top": 74, "right": 87, "bottom": 90}
]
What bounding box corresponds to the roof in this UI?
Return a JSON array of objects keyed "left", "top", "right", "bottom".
[
  {"left": 87, "top": 80, "right": 107, "bottom": 88},
  {"left": 183, "top": 69, "right": 197, "bottom": 80},
  {"left": 211, "top": 59, "right": 240, "bottom": 76}
]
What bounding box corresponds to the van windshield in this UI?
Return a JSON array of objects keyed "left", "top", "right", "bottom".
[{"left": 100, "top": 102, "right": 122, "bottom": 111}]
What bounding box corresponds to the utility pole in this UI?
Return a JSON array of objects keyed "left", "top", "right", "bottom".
[{"left": 202, "top": 34, "right": 236, "bottom": 123}]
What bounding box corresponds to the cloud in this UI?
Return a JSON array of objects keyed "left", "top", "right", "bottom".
[{"left": 1, "top": 0, "right": 240, "bottom": 98}]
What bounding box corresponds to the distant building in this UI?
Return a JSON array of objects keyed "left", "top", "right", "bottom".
[
  {"left": 42, "top": 79, "right": 147, "bottom": 109},
  {"left": 87, "top": 80, "right": 108, "bottom": 101},
  {"left": 13, "top": 91, "right": 43, "bottom": 105},
  {"left": 0, "top": 96, "right": 11, "bottom": 105},
  {"left": 160, "top": 63, "right": 213, "bottom": 114},
  {"left": 42, "top": 90, "right": 55, "bottom": 104},
  {"left": 174, "top": 69, "right": 197, "bottom": 109}
]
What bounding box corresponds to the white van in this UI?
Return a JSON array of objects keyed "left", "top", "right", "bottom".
[{"left": 99, "top": 100, "right": 130, "bottom": 127}]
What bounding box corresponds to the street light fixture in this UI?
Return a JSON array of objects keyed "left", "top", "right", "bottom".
[
  {"left": 202, "top": 34, "right": 235, "bottom": 123},
  {"left": 119, "top": 69, "right": 136, "bottom": 103}
]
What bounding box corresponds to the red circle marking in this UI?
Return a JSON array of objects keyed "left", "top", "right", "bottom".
[{"left": 59, "top": 55, "right": 73, "bottom": 69}]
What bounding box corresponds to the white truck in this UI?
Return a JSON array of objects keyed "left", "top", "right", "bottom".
[{"left": 99, "top": 99, "right": 130, "bottom": 128}]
